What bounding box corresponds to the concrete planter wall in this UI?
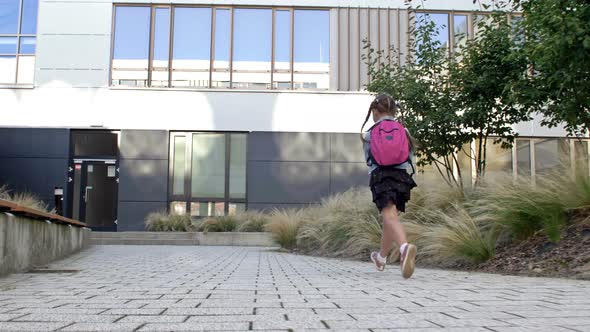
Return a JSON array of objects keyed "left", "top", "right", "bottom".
[
  {"left": 91, "top": 232, "right": 277, "bottom": 247},
  {"left": 0, "top": 213, "right": 91, "bottom": 276}
]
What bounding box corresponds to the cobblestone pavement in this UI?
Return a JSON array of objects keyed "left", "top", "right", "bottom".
[{"left": 0, "top": 246, "right": 589, "bottom": 332}]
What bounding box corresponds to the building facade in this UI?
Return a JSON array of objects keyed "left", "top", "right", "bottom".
[{"left": 1, "top": 0, "right": 588, "bottom": 231}]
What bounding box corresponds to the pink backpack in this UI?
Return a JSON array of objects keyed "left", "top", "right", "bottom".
[{"left": 369, "top": 119, "right": 410, "bottom": 166}]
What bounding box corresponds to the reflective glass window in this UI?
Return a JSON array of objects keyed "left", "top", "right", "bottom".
[
  {"left": 151, "top": 7, "right": 170, "bottom": 87},
  {"left": 212, "top": 8, "right": 230, "bottom": 88},
  {"left": 293, "top": 10, "right": 329, "bottom": 90},
  {"left": 191, "top": 133, "right": 226, "bottom": 198},
  {"left": 112, "top": 6, "right": 151, "bottom": 87},
  {"left": 453, "top": 15, "right": 467, "bottom": 54},
  {"left": 0, "top": 0, "right": 19, "bottom": 34},
  {"left": 274, "top": 9, "right": 291, "bottom": 89},
  {"left": 232, "top": 8, "right": 272, "bottom": 89},
  {"left": 20, "top": 0, "right": 38, "bottom": 34},
  {"left": 535, "top": 138, "right": 570, "bottom": 175},
  {"left": 172, "top": 7, "right": 211, "bottom": 88},
  {"left": 517, "top": 140, "right": 531, "bottom": 176}
]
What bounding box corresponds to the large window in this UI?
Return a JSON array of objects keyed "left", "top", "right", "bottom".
[
  {"left": 169, "top": 132, "right": 247, "bottom": 217},
  {"left": 415, "top": 13, "right": 450, "bottom": 50},
  {"left": 504, "top": 138, "right": 588, "bottom": 180},
  {"left": 575, "top": 141, "right": 589, "bottom": 178},
  {"left": 535, "top": 138, "right": 571, "bottom": 176},
  {"left": 232, "top": 8, "right": 272, "bottom": 89},
  {"left": 172, "top": 7, "right": 211, "bottom": 88},
  {"left": 453, "top": 15, "right": 468, "bottom": 54},
  {"left": 516, "top": 140, "right": 531, "bottom": 176},
  {"left": 0, "top": 0, "right": 38, "bottom": 85},
  {"left": 111, "top": 6, "right": 151, "bottom": 87},
  {"left": 293, "top": 10, "right": 330, "bottom": 89},
  {"left": 111, "top": 5, "right": 330, "bottom": 90}
]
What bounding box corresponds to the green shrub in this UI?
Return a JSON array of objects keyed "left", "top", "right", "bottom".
[
  {"left": 237, "top": 211, "right": 269, "bottom": 232},
  {"left": 0, "top": 185, "right": 9, "bottom": 200},
  {"left": 479, "top": 174, "right": 570, "bottom": 243},
  {"left": 296, "top": 188, "right": 379, "bottom": 258},
  {"left": 417, "top": 204, "right": 499, "bottom": 265},
  {"left": 266, "top": 209, "right": 303, "bottom": 250},
  {"left": 0, "top": 185, "right": 53, "bottom": 213},
  {"left": 198, "top": 215, "right": 239, "bottom": 233},
  {"left": 145, "top": 211, "right": 194, "bottom": 232}
]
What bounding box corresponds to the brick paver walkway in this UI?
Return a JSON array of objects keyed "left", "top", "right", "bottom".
[{"left": 0, "top": 246, "right": 589, "bottom": 332}]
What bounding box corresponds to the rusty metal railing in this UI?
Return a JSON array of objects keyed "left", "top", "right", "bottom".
[{"left": 0, "top": 199, "right": 86, "bottom": 227}]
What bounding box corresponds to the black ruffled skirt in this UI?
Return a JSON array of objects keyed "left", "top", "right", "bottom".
[{"left": 369, "top": 167, "right": 417, "bottom": 213}]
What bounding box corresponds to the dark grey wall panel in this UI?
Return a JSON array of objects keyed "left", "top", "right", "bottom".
[
  {"left": 120, "top": 130, "right": 169, "bottom": 160},
  {"left": 118, "top": 159, "right": 168, "bottom": 202},
  {"left": 246, "top": 132, "right": 374, "bottom": 211},
  {"left": 0, "top": 128, "right": 69, "bottom": 158},
  {"left": 247, "top": 161, "right": 330, "bottom": 204},
  {"left": 0, "top": 128, "right": 69, "bottom": 212},
  {"left": 331, "top": 133, "right": 365, "bottom": 162},
  {"left": 330, "top": 162, "right": 368, "bottom": 194},
  {"left": 117, "top": 130, "right": 169, "bottom": 232},
  {"left": 0, "top": 158, "right": 68, "bottom": 201},
  {"left": 248, "top": 132, "right": 330, "bottom": 162},
  {"left": 117, "top": 201, "right": 167, "bottom": 231}
]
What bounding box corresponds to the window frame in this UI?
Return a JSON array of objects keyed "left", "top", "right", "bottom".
[
  {"left": 510, "top": 137, "right": 590, "bottom": 182},
  {"left": 168, "top": 132, "right": 248, "bottom": 217},
  {"left": 0, "top": 0, "right": 39, "bottom": 86},
  {"left": 109, "top": 4, "right": 331, "bottom": 90},
  {"left": 109, "top": 4, "right": 153, "bottom": 88}
]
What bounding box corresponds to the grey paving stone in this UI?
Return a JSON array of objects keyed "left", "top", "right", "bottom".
[
  {"left": 490, "top": 327, "right": 578, "bottom": 332},
  {"left": 0, "top": 322, "right": 69, "bottom": 331},
  {"left": 0, "top": 314, "right": 25, "bottom": 321},
  {"left": 185, "top": 314, "right": 263, "bottom": 323},
  {"left": 501, "top": 317, "right": 590, "bottom": 327},
  {"left": 252, "top": 320, "right": 327, "bottom": 330},
  {"left": 138, "top": 322, "right": 250, "bottom": 331},
  {"left": 59, "top": 322, "right": 143, "bottom": 331},
  {"left": 101, "top": 308, "right": 166, "bottom": 315},
  {"left": 164, "top": 307, "right": 254, "bottom": 315},
  {"left": 427, "top": 317, "right": 514, "bottom": 328},
  {"left": 326, "top": 319, "right": 438, "bottom": 329},
  {"left": 371, "top": 329, "right": 491, "bottom": 332},
  {"left": 0, "top": 246, "right": 588, "bottom": 331},
  {"left": 14, "top": 313, "right": 123, "bottom": 323},
  {"left": 117, "top": 315, "right": 188, "bottom": 323},
  {"left": 6, "top": 308, "right": 107, "bottom": 315}
]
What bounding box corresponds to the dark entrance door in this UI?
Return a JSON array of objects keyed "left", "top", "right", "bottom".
[{"left": 73, "top": 161, "right": 118, "bottom": 231}]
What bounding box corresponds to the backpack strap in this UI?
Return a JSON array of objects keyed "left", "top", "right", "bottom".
[{"left": 407, "top": 158, "right": 416, "bottom": 177}]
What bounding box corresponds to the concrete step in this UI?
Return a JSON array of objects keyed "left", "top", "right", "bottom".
[
  {"left": 92, "top": 232, "right": 195, "bottom": 240},
  {"left": 91, "top": 238, "right": 197, "bottom": 246},
  {"left": 90, "top": 232, "right": 277, "bottom": 247}
]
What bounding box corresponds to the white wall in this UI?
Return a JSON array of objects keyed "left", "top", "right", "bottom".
[
  {"left": 1, "top": 87, "right": 578, "bottom": 138},
  {"left": 0, "top": 87, "right": 373, "bottom": 133},
  {"left": 35, "top": 0, "right": 112, "bottom": 87}
]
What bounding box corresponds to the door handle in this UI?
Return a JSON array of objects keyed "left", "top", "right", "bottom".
[{"left": 84, "top": 186, "right": 93, "bottom": 203}]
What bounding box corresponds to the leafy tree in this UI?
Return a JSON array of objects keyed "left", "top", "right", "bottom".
[
  {"left": 365, "top": 14, "right": 470, "bottom": 188},
  {"left": 366, "top": 8, "right": 528, "bottom": 187},
  {"left": 451, "top": 10, "right": 530, "bottom": 183},
  {"left": 512, "top": 0, "right": 590, "bottom": 136}
]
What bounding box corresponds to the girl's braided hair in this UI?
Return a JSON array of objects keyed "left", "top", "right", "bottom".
[{"left": 360, "top": 94, "right": 400, "bottom": 143}]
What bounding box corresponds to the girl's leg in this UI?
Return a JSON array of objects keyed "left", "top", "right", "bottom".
[{"left": 379, "top": 203, "right": 407, "bottom": 258}]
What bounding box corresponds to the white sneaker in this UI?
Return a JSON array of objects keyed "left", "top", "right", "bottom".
[
  {"left": 370, "top": 251, "right": 386, "bottom": 271},
  {"left": 400, "top": 244, "right": 417, "bottom": 279}
]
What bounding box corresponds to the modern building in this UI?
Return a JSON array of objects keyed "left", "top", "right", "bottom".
[{"left": 1, "top": 0, "right": 588, "bottom": 231}]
